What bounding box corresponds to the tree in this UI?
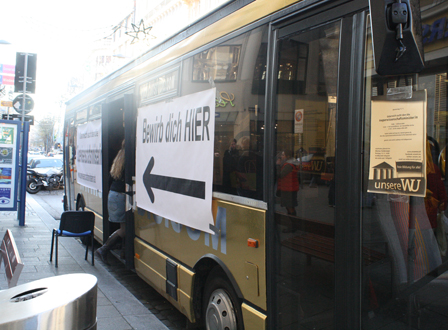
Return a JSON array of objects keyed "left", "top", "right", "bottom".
[{"left": 34, "top": 116, "right": 56, "bottom": 153}]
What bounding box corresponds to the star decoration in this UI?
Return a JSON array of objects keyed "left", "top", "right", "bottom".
[{"left": 125, "top": 19, "right": 155, "bottom": 45}]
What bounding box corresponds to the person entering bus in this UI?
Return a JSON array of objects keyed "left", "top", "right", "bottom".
[
  {"left": 276, "top": 150, "right": 299, "bottom": 232},
  {"left": 96, "top": 140, "right": 126, "bottom": 264}
]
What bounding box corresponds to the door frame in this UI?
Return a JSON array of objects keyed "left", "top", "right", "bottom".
[
  {"left": 124, "top": 93, "right": 137, "bottom": 270},
  {"left": 265, "top": 2, "right": 368, "bottom": 328}
]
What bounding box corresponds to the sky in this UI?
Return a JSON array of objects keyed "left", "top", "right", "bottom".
[{"left": 0, "top": 0, "right": 133, "bottom": 118}]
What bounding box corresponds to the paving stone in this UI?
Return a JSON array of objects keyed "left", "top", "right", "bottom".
[{"left": 0, "top": 195, "right": 174, "bottom": 330}]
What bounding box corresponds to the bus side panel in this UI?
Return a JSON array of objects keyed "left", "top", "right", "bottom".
[
  {"left": 92, "top": 212, "right": 103, "bottom": 243},
  {"left": 178, "top": 265, "right": 195, "bottom": 322},
  {"left": 134, "top": 199, "right": 267, "bottom": 311},
  {"left": 242, "top": 303, "right": 267, "bottom": 330},
  {"left": 134, "top": 238, "right": 195, "bottom": 321}
]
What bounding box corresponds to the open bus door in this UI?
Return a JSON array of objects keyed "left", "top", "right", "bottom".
[
  {"left": 101, "top": 98, "right": 125, "bottom": 245},
  {"left": 101, "top": 94, "right": 136, "bottom": 269},
  {"left": 124, "top": 93, "right": 136, "bottom": 270}
]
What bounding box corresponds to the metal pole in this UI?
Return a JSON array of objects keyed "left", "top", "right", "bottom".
[
  {"left": 17, "top": 53, "right": 29, "bottom": 225},
  {"left": 21, "top": 53, "right": 28, "bottom": 122},
  {"left": 18, "top": 121, "right": 29, "bottom": 226}
]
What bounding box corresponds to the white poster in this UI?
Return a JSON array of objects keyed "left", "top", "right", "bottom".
[
  {"left": 136, "top": 89, "right": 216, "bottom": 233},
  {"left": 368, "top": 90, "right": 427, "bottom": 196},
  {"left": 76, "top": 119, "right": 102, "bottom": 191}
]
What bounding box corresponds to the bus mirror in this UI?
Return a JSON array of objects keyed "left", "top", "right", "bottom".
[{"left": 369, "top": 0, "right": 424, "bottom": 76}]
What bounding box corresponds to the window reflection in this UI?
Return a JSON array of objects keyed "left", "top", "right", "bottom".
[
  {"left": 362, "top": 10, "right": 448, "bottom": 328},
  {"left": 182, "top": 26, "right": 268, "bottom": 200},
  {"left": 274, "top": 22, "right": 340, "bottom": 329},
  {"left": 192, "top": 45, "right": 241, "bottom": 82}
]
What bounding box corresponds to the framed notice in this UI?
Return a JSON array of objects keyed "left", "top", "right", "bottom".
[
  {"left": 0, "top": 120, "right": 20, "bottom": 211},
  {"left": 367, "top": 90, "right": 427, "bottom": 197}
]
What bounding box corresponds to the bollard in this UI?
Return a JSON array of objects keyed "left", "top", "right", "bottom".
[{"left": 0, "top": 273, "right": 97, "bottom": 329}]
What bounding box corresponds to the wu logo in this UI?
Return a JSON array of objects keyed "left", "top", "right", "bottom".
[
  {"left": 312, "top": 161, "right": 324, "bottom": 172},
  {"left": 400, "top": 179, "right": 421, "bottom": 192}
]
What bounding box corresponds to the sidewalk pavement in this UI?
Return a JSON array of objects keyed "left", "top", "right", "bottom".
[{"left": 0, "top": 195, "right": 169, "bottom": 330}]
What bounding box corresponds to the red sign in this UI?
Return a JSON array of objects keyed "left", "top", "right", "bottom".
[{"left": 0, "top": 75, "right": 14, "bottom": 85}]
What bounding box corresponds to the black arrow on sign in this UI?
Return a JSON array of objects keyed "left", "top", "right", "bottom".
[{"left": 143, "top": 156, "right": 206, "bottom": 203}]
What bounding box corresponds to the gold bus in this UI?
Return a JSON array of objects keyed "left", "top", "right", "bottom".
[{"left": 64, "top": 0, "right": 448, "bottom": 328}]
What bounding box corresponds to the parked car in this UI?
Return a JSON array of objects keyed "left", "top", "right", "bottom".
[
  {"left": 27, "top": 151, "right": 42, "bottom": 164},
  {"left": 28, "top": 157, "right": 63, "bottom": 172}
]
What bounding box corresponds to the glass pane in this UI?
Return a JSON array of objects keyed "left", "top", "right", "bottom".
[
  {"left": 192, "top": 45, "right": 241, "bottom": 82},
  {"left": 274, "top": 21, "right": 340, "bottom": 329},
  {"left": 362, "top": 11, "right": 448, "bottom": 328},
  {"left": 182, "top": 26, "right": 268, "bottom": 200}
]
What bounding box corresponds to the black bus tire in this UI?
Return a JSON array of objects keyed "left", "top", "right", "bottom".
[
  {"left": 202, "top": 267, "right": 244, "bottom": 330},
  {"left": 26, "top": 179, "right": 42, "bottom": 194}
]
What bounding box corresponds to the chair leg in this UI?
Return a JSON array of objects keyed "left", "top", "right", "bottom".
[
  {"left": 85, "top": 236, "right": 89, "bottom": 261},
  {"left": 91, "top": 235, "right": 95, "bottom": 266},
  {"left": 55, "top": 234, "right": 58, "bottom": 268},
  {"left": 50, "top": 230, "right": 55, "bottom": 262}
]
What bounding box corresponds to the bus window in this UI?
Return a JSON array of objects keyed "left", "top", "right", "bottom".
[
  {"left": 274, "top": 21, "right": 340, "bottom": 329},
  {"left": 181, "top": 26, "right": 268, "bottom": 200},
  {"left": 76, "top": 108, "right": 87, "bottom": 123}
]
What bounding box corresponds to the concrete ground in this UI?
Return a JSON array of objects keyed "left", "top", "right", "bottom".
[{"left": 0, "top": 194, "right": 170, "bottom": 330}]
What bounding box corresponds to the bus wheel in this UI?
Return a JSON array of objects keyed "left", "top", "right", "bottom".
[{"left": 203, "top": 269, "right": 243, "bottom": 330}]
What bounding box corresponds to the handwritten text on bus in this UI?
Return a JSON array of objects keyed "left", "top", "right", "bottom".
[{"left": 142, "top": 106, "right": 211, "bottom": 143}]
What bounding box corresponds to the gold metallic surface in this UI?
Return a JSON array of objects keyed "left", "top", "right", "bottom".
[
  {"left": 242, "top": 303, "right": 267, "bottom": 330},
  {"left": 244, "top": 261, "right": 259, "bottom": 299},
  {"left": 178, "top": 265, "right": 195, "bottom": 298},
  {"left": 135, "top": 238, "right": 167, "bottom": 278},
  {"left": 135, "top": 199, "right": 267, "bottom": 310},
  {"left": 86, "top": 207, "right": 103, "bottom": 243},
  {"left": 135, "top": 238, "right": 196, "bottom": 322},
  {"left": 178, "top": 289, "right": 195, "bottom": 322}
]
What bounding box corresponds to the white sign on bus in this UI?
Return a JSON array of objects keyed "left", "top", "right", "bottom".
[{"left": 136, "top": 88, "right": 216, "bottom": 234}]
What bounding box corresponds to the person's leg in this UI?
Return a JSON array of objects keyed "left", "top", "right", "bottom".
[{"left": 96, "top": 222, "right": 125, "bottom": 264}]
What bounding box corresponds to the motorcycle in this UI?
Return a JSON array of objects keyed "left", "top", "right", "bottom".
[{"left": 26, "top": 168, "right": 64, "bottom": 194}]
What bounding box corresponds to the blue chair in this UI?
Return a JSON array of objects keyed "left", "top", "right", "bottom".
[{"left": 50, "top": 211, "right": 95, "bottom": 267}]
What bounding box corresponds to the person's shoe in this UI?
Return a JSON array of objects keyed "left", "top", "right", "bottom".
[{"left": 95, "top": 247, "right": 109, "bottom": 265}]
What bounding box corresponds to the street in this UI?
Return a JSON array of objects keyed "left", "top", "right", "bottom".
[{"left": 27, "top": 189, "right": 189, "bottom": 330}]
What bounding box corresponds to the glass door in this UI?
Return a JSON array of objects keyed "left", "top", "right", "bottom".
[
  {"left": 362, "top": 8, "right": 448, "bottom": 328},
  {"left": 272, "top": 20, "right": 341, "bottom": 330}
]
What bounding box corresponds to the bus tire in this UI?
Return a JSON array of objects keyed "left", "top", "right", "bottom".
[{"left": 202, "top": 268, "right": 244, "bottom": 330}]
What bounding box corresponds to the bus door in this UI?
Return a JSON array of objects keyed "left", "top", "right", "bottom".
[
  {"left": 124, "top": 93, "right": 136, "bottom": 269},
  {"left": 101, "top": 98, "right": 125, "bottom": 244},
  {"left": 268, "top": 3, "right": 367, "bottom": 329},
  {"left": 361, "top": 3, "right": 448, "bottom": 329}
]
